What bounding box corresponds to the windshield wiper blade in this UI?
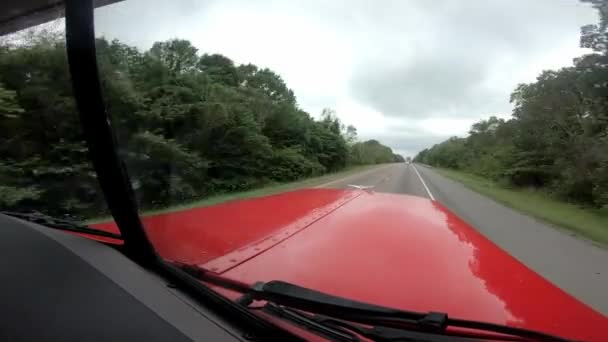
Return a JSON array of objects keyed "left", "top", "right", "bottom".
[
  {"left": 263, "top": 304, "right": 478, "bottom": 342},
  {"left": 1, "top": 211, "right": 121, "bottom": 239},
  {"left": 262, "top": 304, "right": 363, "bottom": 342},
  {"left": 175, "top": 263, "right": 573, "bottom": 342}
]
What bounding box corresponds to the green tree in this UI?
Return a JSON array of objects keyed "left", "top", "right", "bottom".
[
  {"left": 198, "top": 53, "right": 239, "bottom": 87},
  {"left": 0, "top": 37, "right": 103, "bottom": 217},
  {"left": 149, "top": 39, "right": 198, "bottom": 75},
  {"left": 0, "top": 82, "right": 23, "bottom": 118},
  {"left": 0, "top": 34, "right": 397, "bottom": 218}
]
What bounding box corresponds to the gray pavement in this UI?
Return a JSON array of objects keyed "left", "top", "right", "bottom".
[{"left": 321, "top": 162, "right": 608, "bottom": 315}]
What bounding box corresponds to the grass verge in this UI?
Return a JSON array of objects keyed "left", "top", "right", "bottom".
[
  {"left": 434, "top": 168, "right": 608, "bottom": 246},
  {"left": 86, "top": 164, "right": 385, "bottom": 224}
]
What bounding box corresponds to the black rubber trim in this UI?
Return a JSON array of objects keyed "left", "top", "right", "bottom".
[
  {"left": 0, "top": 1, "right": 63, "bottom": 36},
  {"left": 65, "top": 0, "right": 158, "bottom": 266}
]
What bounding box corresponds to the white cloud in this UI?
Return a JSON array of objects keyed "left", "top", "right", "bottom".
[{"left": 95, "top": 0, "right": 598, "bottom": 157}]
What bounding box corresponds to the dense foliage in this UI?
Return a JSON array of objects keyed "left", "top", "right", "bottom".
[
  {"left": 0, "top": 30, "right": 402, "bottom": 218},
  {"left": 415, "top": 0, "right": 608, "bottom": 207}
]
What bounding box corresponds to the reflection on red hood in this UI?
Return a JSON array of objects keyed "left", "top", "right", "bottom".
[{"left": 93, "top": 188, "right": 607, "bottom": 341}]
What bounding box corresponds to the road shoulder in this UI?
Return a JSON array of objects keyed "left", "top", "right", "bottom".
[
  {"left": 415, "top": 164, "right": 608, "bottom": 315},
  {"left": 433, "top": 168, "right": 608, "bottom": 247}
]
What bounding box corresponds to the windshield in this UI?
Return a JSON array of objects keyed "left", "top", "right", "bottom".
[
  {"left": 1, "top": 1, "right": 606, "bottom": 341},
  {"left": 90, "top": 0, "right": 607, "bottom": 338}
]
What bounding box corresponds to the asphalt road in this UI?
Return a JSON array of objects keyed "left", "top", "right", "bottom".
[{"left": 320, "top": 162, "right": 608, "bottom": 315}]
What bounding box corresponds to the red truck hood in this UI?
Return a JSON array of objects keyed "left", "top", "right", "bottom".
[{"left": 93, "top": 188, "right": 606, "bottom": 341}]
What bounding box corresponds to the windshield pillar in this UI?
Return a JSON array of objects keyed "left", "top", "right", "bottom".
[{"left": 64, "top": 0, "right": 157, "bottom": 265}]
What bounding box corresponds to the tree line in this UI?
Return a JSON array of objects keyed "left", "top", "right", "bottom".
[
  {"left": 0, "top": 30, "right": 402, "bottom": 219},
  {"left": 415, "top": 0, "right": 608, "bottom": 208}
]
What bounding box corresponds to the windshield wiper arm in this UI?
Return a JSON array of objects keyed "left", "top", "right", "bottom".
[
  {"left": 1, "top": 211, "right": 121, "bottom": 239},
  {"left": 175, "top": 263, "right": 572, "bottom": 342}
]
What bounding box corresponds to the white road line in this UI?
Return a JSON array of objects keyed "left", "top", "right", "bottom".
[
  {"left": 314, "top": 164, "right": 394, "bottom": 188},
  {"left": 412, "top": 164, "right": 435, "bottom": 201}
]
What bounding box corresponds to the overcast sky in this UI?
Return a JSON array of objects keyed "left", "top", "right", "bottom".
[{"left": 95, "top": 0, "right": 597, "bottom": 157}]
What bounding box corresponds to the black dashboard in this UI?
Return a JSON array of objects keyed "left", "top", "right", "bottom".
[{"left": 0, "top": 214, "right": 243, "bottom": 341}]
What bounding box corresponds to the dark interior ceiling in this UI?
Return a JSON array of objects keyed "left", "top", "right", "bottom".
[{"left": 0, "top": 0, "right": 120, "bottom": 36}]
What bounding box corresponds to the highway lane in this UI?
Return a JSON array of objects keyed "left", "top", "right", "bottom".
[
  {"left": 320, "top": 162, "right": 608, "bottom": 315},
  {"left": 318, "top": 163, "right": 428, "bottom": 197}
]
